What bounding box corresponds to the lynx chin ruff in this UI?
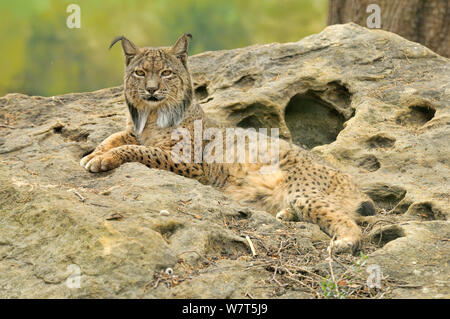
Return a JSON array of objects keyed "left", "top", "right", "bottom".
[{"left": 80, "top": 33, "right": 376, "bottom": 254}]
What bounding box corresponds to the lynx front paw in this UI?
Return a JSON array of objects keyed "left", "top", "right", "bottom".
[
  {"left": 81, "top": 152, "right": 121, "bottom": 173},
  {"left": 80, "top": 152, "right": 99, "bottom": 168}
]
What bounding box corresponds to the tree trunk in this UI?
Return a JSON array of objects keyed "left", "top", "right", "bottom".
[{"left": 327, "top": 0, "right": 449, "bottom": 57}]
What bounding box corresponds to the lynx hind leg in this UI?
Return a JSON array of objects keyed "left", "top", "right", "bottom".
[{"left": 289, "top": 196, "right": 362, "bottom": 253}]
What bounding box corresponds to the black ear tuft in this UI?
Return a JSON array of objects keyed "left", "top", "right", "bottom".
[
  {"left": 109, "top": 35, "right": 139, "bottom": 66},
  {"left": 109, "top": 35, "right": 125, "bottom": 50}
]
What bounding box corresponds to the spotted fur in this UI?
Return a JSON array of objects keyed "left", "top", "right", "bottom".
[{"left": 80, "top": 34, "right": 375, "bottom": 253}]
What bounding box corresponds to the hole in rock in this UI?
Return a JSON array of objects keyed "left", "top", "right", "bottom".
[
  {"left": 237, "top": 115, "right": 265, "bottom": 129},
  {"left": 366, "top": 134, "right": 396, "bottom": 148},
  {"left": 284, "top": 92, "right": 346, "bottom": 149},
  {"left": 152, "top": 220, "right": 184, "bottom": 241},
  {"left": 235, "top": 75, "right": 256, "bottom": 89},
  {"left": 371, "top": 225, "right": 405, "bottom": 247},
  {"left": 357, "top": 155, "right": 381, "bottom": 172},
  {"left": 320, "top": 81, "right": 352, "bottom": 111},
  {"left": 391, "top": 199, "right": 412, "bottom": 215},
  {"left": 396, "top": 105, "right": 435, "bottom": 127},
  {"left": 205, "top": 233, "right": 249, "bottom": 259},
  {"left": 407, "top": 202, "right": 445, "bottom": 221},
  {"left": 53, "top": 126, "right": 63, "bottom": 134},
  {"left": 194, "top": 84, "right": 208, "bottom": 101},
  {"left": 363, "top": 183, "right": 407, "bottom": 211},
  {"left": 235, "top": 102, "right": 283, "bottom": 133}
]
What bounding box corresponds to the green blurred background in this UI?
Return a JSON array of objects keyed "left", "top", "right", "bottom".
[{"left": 0, "top": 0, "right": 327, "bottom": 97}]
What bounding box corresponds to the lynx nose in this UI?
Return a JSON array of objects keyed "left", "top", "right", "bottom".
[
  {"left": 145, "top": 79, "right": 159, "bottom": 95},
  {"left": 146, "top": 85, "right": 158, "bottom": 95}
]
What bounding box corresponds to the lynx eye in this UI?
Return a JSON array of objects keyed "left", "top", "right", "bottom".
[
  {"left": 161, "top": 70, "right": 173, "bottom": 77},
  {"left": 134, "top": 70, "right": 145, "bottom": 77}
]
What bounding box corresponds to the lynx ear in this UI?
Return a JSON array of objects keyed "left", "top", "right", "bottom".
[
  {"left": 171, "top": 33, "right": 192, "bottom": 66},
  {"left": 109, "top": 36, "right": 140, "bottom": 66}
]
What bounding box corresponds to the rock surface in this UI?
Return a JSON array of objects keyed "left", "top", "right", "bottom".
[{"left": 0, "top": 23, "right": 448, "bottom": 298}]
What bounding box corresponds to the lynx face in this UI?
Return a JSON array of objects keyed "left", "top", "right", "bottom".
[{"left": 110, "top": 34, "right": 193, "bottom": 129}]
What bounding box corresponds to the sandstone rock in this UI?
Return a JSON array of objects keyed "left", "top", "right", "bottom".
[
  {"left": 190, "top": 23, "right": 449, "bottom": 220},
  {"left": 368, "top": 221, "right": 449, "bottom": 298},
  {"left": 0, "top": 23, "right": 448, "bottom": 298}
]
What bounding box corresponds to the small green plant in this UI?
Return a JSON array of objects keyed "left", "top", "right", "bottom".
[
  {"left": 356, "top": 251, "right": 369, "bottom": 267},
  {"left": 352, "top": 251, "right": 369, "bottom": 274},
  {"left": 320, "top": 277, "right": 347, "bottom": 299}
]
